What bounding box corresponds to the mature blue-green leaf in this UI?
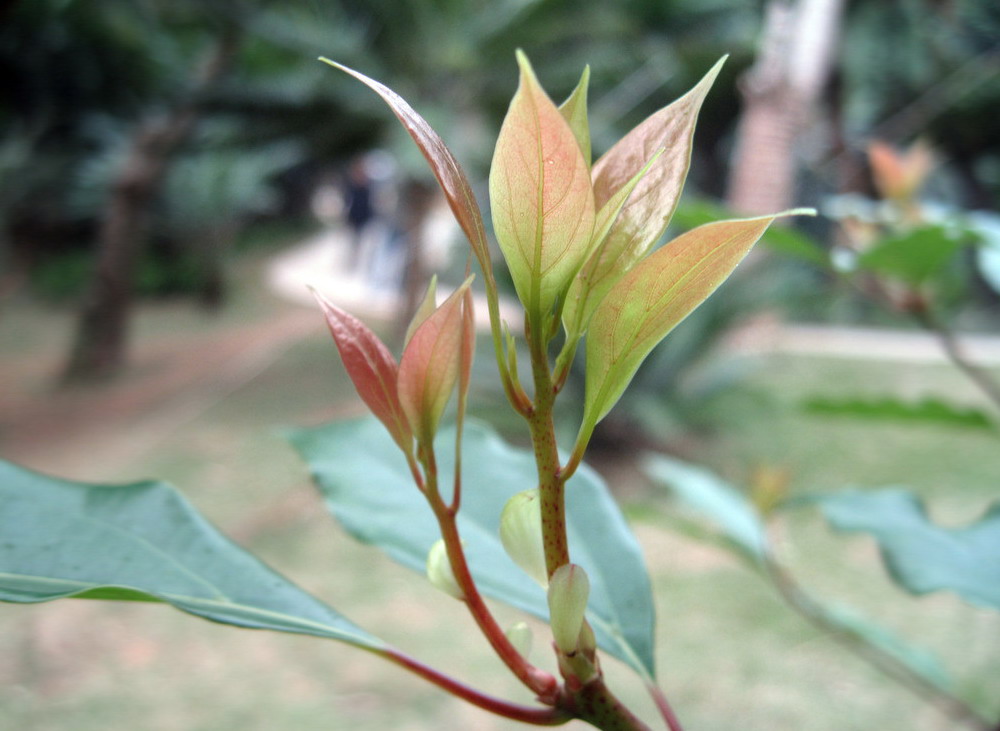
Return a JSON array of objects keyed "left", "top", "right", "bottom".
[
  {"left": 645, "top": 458, "right": 955, "bottom": 695},
  {"left": 643, "top": 454, "right": 768, "bottom": 561},
  {"left": 0, "top": 460, "right": 383, "bottom": 649},
  {"left": 815, "top": 488, "right": 1000, "bottom": 610},
  {"left": 815, "top": 603, "right": 952, "bottom": 692},
  {"left": 289, "top": 417, "right": 657, "bottom": 679}
]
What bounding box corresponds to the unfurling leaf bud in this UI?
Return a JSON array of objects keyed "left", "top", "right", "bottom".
[
  {"left": 426, "top": 539, "right": 463, "bottom": 599},
  {"left": 499, "top": 489, "right": 548, "bottom": 587},
  {"left": 310, "top": 287, "right": 411, "bottom": 452},
  {"left": 505, "top": 621, "right": 534, "bottom": 660},
  {"left": 547, "top": 563, "right": 590, "bottom": 655},
  {"left": 398, "top": 276, "right": 474, "bottom": 445},
  {"left": 404, "top": 275, "right": 438, "bottom": 346}
]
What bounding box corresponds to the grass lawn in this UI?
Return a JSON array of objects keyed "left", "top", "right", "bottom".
[{"left": 1, "top": 262, "right": 998, "bottom": 730}]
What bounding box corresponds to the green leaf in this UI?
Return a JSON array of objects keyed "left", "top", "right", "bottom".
[
  {"left": 404, "top": 275, "right": 438, "bottom": 347},
  {"left": 558, "top": 65, "right": 592, "bottom": 167},
  {"left": 643, "top": 454, "right": 768, "bottom": 561},
  {"left": 582, "top": 214, "right": 789, "bottom": 431},
  {"left": 579, "top": 58, "right": 725, "bottom": 311},
  {"left": 857, "top": 224, "right": 969, "bottom": 285},
  {"left": 289, "top": 417, "right": 657, "bottom": 679},
  {"left": 672, "top": 198, "right": 830, "bottom": 267},
  {"left": 489, "top": 51, "right": 596, "bottom": 323},
  {"left": 803, "top": 395, "right": 996, "bottom": 430},
  {"left": 0, "top": 460, "right": 384, "bottom": 649},
  {"left": 814, "top": 488, "right": 1000, "bottom": 610},
  {"left": 563, "top": 151, "right": 663, "bottom": 335}
]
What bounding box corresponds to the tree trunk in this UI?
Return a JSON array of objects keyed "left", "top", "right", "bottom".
[
  {"left": 62, "top": 29, "right": 240, "bottom": 383},
  {"left": 727, "top": 0, "right": 844, "bottom": 215}
]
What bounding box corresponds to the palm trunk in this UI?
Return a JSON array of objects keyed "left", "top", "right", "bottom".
[{"left": 727, "top": 0, "right": 844, "bottom": 215}]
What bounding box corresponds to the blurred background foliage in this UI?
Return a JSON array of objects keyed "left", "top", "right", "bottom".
[
  {"left": 3, "top": 0, "right": 997, "bottom": 289},
  {"left": 1, "top": 0, "right": 998, "bottom": 435},
  {"left": 2, "top": 2, "right": 999, "bottom": 729},
  {"left": 0, "top": 0, "right": 998, "bottom": 443}
]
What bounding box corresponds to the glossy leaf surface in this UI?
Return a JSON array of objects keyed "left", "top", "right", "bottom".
[
  {"left": 815, "top": 488, "right": 1000, "bottom": 610},
  {"left": 583, "top": 214, "right": 783, "bottom": 429},
  {"left": 490, "top": 51, "right": 596, "bottom": 321},
  {"left": 321, "top": 59, "right": 491, "bottom": 273},
  {"left": 289, "top": 416, "right": 657, "bottom": 679},
  {"left": 0, "top": 460, "right": 384, "bottom": 649}
]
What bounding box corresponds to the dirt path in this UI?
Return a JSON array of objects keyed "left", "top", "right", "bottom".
[
  {"left": 0, "top": 307, "right": 321, "bottom": 477},
  {"left": 0, "top": 226, "right": 375, "bottom": 476}
]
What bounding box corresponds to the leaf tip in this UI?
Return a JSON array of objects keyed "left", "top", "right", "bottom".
[{"left": 514, "top": 49, "right": 540, "bottom": 86}]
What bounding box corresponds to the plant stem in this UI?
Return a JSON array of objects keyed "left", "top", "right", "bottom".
[
  {"left": 645, "top": 682, "right": 686, "bottom": 731},
  {"left": 561, "top": 677, "right": 654, "bottom": 731},
  {"left": 426, "top": 470, "right": 559, "bottom": 700},
  {"left": 526, "top": 321, "right": 571, "bottom": 577},
  {"left": 912, "top": 307, "right": 1000, "bottom": 411},
  {"left": 383, "top": 647, "right": 569, "bottom": 725}
]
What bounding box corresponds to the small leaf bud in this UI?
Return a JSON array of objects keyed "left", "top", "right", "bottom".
[
  {"left": 505, "top": 621, "right": 533, "bottom": 660},
  {"left": 425, "top": 539, "right": 463, "bottom": 600},
  {"left": 499, "top": 489, "right": 548, "bottom": 587},
  {"left": 547, "top": 563, "right": 590, "bottom": 655}
]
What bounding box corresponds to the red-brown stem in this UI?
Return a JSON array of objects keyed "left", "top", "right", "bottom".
[
  {"left": 646, "top": 682, "right": 685, "bottom": 731},
  {"left": 384, "top": 647, "right": 569, "bottom": 725},
  {"left": 426, "top": 472, "right": 559, "bottom": 700},
  {"left": 562, "top": 677, "right": 654, "bottom": 731}
]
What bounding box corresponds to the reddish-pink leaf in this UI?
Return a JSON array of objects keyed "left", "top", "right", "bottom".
[
  {"left": 320, "top": 59, "right": 491, "bottom": 276},
  {"left": 489, "top": 51, "right": 596, "bottom": 322},
  {"left": 311, "top": 289, "right": 411, "bottom": 451},
  {"left": 398, "top": 277, "right": 474, "bottom": 444}
]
